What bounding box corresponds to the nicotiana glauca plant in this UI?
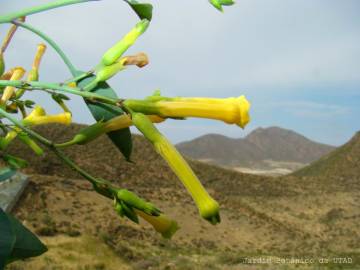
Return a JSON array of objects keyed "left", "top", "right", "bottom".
[{"left": 0, "top": 0, "right": 249, "bottom": 267}]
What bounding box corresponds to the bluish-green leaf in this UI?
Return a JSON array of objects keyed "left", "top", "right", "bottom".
[
  {"left": 124, "top": 0, "right": 153, "bottom": 21},
  {"left": 6, "top": 214, "right": 47, "bottom": 263},
  {"left": 0, "top": 208, "right": 15, "bottom": 270},
  {"left": 77, "top": 73, "right": 132, "bottom": 161}
]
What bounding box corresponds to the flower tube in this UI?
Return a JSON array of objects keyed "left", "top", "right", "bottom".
[
  {"left": 56, "top": 114, "right": 164, "bottom": 147},
  {"left": 0, "top": 17, "right": 25, "bottom": 77},
  {"left": 16, "top": 44, "right": 47, "bottom": 99},
  {"left": 22, "top": 111, "right": 71, "bottom": 126},
  {"left": 0, "top": 106, "right": 71, "bottom": 151},
  {"left": 125, "top": 95, "right": 251, "bottom": 128},
  {"left": 132, "top": 112, "right": 220, "bottom": 224},
  {"left": 135, "top": 210, "right": 179, "bottom": 239},
  {"left": 1, "top": 67, "right": 26, "bottom": 104}
]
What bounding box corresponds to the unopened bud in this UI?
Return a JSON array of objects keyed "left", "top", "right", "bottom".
[
  {"left": 209, "top": 0, "right": 235, "bottom": 12},
  {"left": 101, "top": 19, "right": 150, "bottom": 66}
]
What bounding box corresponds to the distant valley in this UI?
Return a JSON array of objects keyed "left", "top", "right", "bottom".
[{"left": 176, "top": 126, "right": 336, "bottom": 176}]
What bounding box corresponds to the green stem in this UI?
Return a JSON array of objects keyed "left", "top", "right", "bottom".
[
  {"left": 0, "top": 107, "right": 117, "bottom": 199},
  {"left": 0, "top": 80, "right": 119, "bottom": 105},
  {"left": 0, "top": 0, "right": 99, "bottom": 24},
  {"left": 12, "top": 20, "right": 77, "bottom": 76}
]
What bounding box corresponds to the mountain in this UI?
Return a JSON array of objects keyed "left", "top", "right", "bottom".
[
  {"left": 293, "top": 131, "right": 360, "bottom": 179},
  {"left": 3, "top": 124, "right": 359, "bottom": 270},
  {"left": 176, "top": 127, "right": 335, "bottom": 174}
]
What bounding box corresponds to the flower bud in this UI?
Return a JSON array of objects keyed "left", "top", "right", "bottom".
[
  {"left": 57, "top": 121, "right": 106, "bottom": 147},
  {"left": 209, "top": 0, "right": 235, "bottom": 12},
  {"left": 117, "top": 189, "right": 161, "bottom": 216},
  {"left": 101, "top": 19, "right": 150, "bottom": 66}
]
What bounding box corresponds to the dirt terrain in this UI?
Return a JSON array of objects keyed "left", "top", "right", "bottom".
[{"left": 4, "top": 124, "right": 359, "bottom": 270}]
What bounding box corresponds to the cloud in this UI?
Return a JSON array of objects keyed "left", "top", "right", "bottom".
[
  {"left": 1, "top": 0, "right": 359, "bottom": 145},
  {"left": 267, "top": 101, "right": 351, "bottom": 118}
]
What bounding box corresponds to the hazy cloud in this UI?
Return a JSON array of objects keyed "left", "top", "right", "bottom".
[{"left": 0, "top": 0, "right": 359, "bottom": 145}]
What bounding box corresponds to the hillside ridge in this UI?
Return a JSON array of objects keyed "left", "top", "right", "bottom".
[{"left": 176, "top": 126, "right": 335, "bottom": 170}]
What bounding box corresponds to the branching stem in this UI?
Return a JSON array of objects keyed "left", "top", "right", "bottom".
[
  {"left": 0, "top": 80, "right": 120, "bottom": 106},
  {"left": 0, "top": 107, "right": 117, "bottom": 199}
]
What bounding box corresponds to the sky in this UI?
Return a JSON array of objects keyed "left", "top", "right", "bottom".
[{"left": 1, "top": 0, "right": 359, "bottom": 146}]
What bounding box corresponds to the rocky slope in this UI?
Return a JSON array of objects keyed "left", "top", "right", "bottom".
[{"left": 3, "top": 124, "right": 359, "bottom": 270}]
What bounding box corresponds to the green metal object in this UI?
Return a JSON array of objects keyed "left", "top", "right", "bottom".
[{"left": 0, "top": 167, "right": 16, "bottom": 183}]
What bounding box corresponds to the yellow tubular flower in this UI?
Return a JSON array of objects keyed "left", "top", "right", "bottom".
[
  {"left": 0, "top": 67, "right": 16, "bottom": 80},
  {"left": 0, "top": 105, "right": 69, "bottom": 152},
  {"left": 125, "top": 95, "right": 251, "bottom": 128},
  {"left": 135, "top": 210, "right": 179, "bottom": 239},
  {"left": 104, "top": 114, "right": 164, "bottom": 133},
  {"left": 0, "top": 106, "right": 43, "bottom": 148},
  {"left": 22, "top": 105, "right": 71, "bottom": 126},
  {"left": 26, "top": 105, "right": 46, "bottom": 118},
  {"left": 132, "top": 113, "right": 221, "bottom": 224},
  {"left": 16, "top": 44, "right": 47, "bottom": 99},
  {"left": 32, "top": 43, "right": 46, "bottom": 71},
  {"left": 0, "top": 129, "right": 18, "bottom": 150},
  {"left": 1, "top": 67, "right": 25, "bottom": 104},
  {"left": 23, "top": 112, "right": 72, "bottom": 126}
]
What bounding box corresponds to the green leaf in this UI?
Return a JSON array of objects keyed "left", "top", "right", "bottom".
[
  {"left": 6, "top": 214, "right": 47, "bottom": 263},
  {"left": 51, "top": 93, "right": 70, "bottom": 102},
  {"left": 0, "top": 209, "right": 15, "bottom": 270},
  {"left": 125, "top": 0, "right": 153, "bottom": 21},
  {"left": 24, "top": 100, "right": 35, "bottom": 108},
  {"left": 77, "top": 73, "right": 132, "bottom": 161}
]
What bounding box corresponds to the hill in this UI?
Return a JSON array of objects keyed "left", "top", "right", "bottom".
[
  {"left": 176, "top": 127, "right": 335, "bottom": 175},
  {"left": 3, "top": 124, "right": 359, "bottom": 270},
  {"left": 293, "top": 131, "right": 360, "bottom": 181}
]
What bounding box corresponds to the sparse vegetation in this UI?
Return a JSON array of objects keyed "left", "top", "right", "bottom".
[{"left": 5, "top": 123, "right": 360, "bottom": 269}]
